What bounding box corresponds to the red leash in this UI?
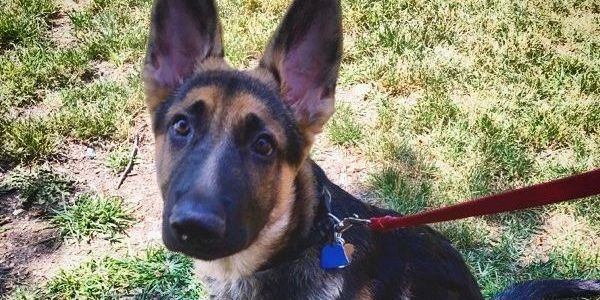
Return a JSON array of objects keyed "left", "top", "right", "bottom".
[{"left": 369, "top": 168, "right": 600, "bottom": 232}]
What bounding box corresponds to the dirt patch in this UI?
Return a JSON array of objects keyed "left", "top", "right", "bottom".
[
  {"left": 50, "top": 12, "right": 76, "bottom": 48},
  {"left": 312, "top": 137, "right": 379, "bottom": 205},
  {"left": 519, "top": 212, "right": 600, "bottom": 267},
  {"left": 94, "top": 61, "right": 138, "bottom": 82},
  {"left": 59, "top": 0, "right": 91, "bottom": 11},
  {"left": 0, "top": 118, "right": 163, "bottom": 293},
  {"left": 0, "top": 195, "right": 60, "bottom": 294},
  {"left": 336, "top": 83, "right": 377, "bottom": 125}
]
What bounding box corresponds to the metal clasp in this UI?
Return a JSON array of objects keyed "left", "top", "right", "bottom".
[{"left": 328, "top": 213, "right": 371, "bottom": 235}]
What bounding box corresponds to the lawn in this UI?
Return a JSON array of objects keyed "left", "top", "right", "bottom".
[{"left": 0, "top": 0, "right": 598, "bottom": 299}]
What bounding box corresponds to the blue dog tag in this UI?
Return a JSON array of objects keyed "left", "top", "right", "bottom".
[{"left": 320, "top": 240, "right": 350, "bottom": 270}]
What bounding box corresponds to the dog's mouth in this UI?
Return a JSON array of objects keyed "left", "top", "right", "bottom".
[
  {"left": 162, "top": 222, "right": 249, "bottom": 261},
  {"left": 161, "top": 200, "right": 257, "bottom": 261}
]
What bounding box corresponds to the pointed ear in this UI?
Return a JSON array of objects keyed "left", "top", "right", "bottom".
[
  {"left": 260, "top": 0, "right": 342, "bottom": 139},
  {"left": 144, "top": 0, "right": 224, "bottom": 113}
]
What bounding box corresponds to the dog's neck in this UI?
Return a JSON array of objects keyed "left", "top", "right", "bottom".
[
  {"left": 193, "top": 159, "right": 332, "bottom": 282},
  {"left": 255, "top": 160, "right": 333, "bottom": 272}
]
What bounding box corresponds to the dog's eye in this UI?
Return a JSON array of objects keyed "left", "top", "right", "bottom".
[
  {"left": 172, "top": 117, "right": 190, "bottom": 136},
  {"left": 252, "top": 135, "right": 274, "bottom": 157}
]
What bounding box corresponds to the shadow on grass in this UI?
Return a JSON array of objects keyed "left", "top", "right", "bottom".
[
  {"left": 0, "top": 194, "right": 62, "bottom": 295},
  {"left": 368, "top": 139, "right": 435, "bottom": 215}
]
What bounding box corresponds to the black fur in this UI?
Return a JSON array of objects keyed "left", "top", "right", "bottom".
[{"left": 493, "top": 280, "right": 600, "bottom": 300}]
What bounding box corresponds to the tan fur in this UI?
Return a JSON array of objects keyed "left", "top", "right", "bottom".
[
  {"left": 245, "top": 67, "right": 279, "bottom": 91},
  {"left": 355, "top": 285, "right": 374, "bottom": 300},
  {"left": 143, "top": 76, "right": 172, "bottom": 115},
  {"left": 194, "top": 164, "right": 297, "bottom": 280},
  {"left": 196, "top": 57, "right": 232, "bottom": 73},
  {"left": 226, "top": 93, "right": 288, "bottom": 146}
]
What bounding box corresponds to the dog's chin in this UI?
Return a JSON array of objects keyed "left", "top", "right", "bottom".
[
  {"left": 175, "top": 244, "right": 242, "bottom": 261},
  {"left": 162, "top": 232, "right": 245, "bottom": 261}
]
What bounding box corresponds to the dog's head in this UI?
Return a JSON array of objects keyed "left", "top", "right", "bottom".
[{"left": 143, "top": 0, "right": 342, "bottom": 262}]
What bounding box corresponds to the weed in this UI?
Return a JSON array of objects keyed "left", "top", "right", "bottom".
[
  {"left": 218, "top": 0, "right": 288, "bottom": 68},
  {"left": 370, "top": 167, "right": 432, "bottom": 215},
  {"left": 0, "top": 46, "right": 95, "bottom": 107},
  {"left": 51, "top": 193, "right": 134, "bottom": 242},
  {"left": 69, "top": 0, "right": 150, "bottom": 65},
  {"left": 53, "top": 80, "right": 142, "bottom": 141},
  {"left": 0, "top": 117, "right": 60, "bottom": 164},
  {"left": 104, "top": 144, "right": 136, "bottom": 174},
  {"left": 0, "top": 166, "right": 74, "bottom": 210},
  {"left": 327, "top": 103, "right": 363, "bottom": 146},
  {"left": 434, "top": 219, "right": 492, "bottom": 250},
  {"left": 11, "top": 247, "right": 205, "bottom": 300},
  {"left": 0, "top": 0, "right": 58, "bottom": 50},
  {"left": 408, "top": 88, "right": 460, "bottom": 134}
]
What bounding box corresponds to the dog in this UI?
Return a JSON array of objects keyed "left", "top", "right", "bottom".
[{"left": 142, "top": 0, "right": 600, "bottom": 298}]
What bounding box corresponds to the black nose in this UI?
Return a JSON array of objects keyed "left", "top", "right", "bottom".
[{"left": 169, "top": 206, "right": 226, "bottom": 244}]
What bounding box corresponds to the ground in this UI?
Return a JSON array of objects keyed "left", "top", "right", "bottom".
[{"left": 0, "top": 0, "right": 599, "bottom": 299}]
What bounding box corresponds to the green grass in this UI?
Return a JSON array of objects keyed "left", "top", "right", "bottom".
[
  {"left": 0, "top": 166, "right": 74, "bottom": 210},
  {"left": 9, "top": 247, "right": 205, "bottom": 300},
  {"left": 68, "top": 0, "right": 150, "bottom": 65},
  {"left": 0, "top": 0, "right": 146, "bottom": 163},
  {"left": 104, "top": 144, "right": 137, "bottom": 174},
  {"left": 352, "top": 0, "right": 600, "bottom": 297},
  {"left": 53, "top": 80, "right": 142, "bottom": 141},
  {"left": 51, "top": 193, "right": 134, "bottom": 242},
  {"left": 327, "top": 103, "right": 364, "bottom": 146},
  {"left": 0, "top": 0, "right": 58, "bottom": 50},
  {"left": 0, "top": 46, "right": 94, "bottom": 107},
  {"left": 0, "top": 117, "right": 61, "bottom": 165}
]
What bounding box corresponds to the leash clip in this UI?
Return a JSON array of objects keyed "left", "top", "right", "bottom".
[{"left": 328, "top": 213, "right": 371, "bottom": 235}]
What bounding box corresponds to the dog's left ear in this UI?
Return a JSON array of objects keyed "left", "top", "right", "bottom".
[{"left": 260, "top": 0, "right": 342, "bottom": 140}]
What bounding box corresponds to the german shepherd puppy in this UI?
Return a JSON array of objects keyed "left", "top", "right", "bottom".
[{"left": 143, "top": 0, "right": 600, "bottom": 298}]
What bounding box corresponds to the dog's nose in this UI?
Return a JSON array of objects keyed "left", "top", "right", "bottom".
[{"left": 169, "top": 203, "right": 226, "bottom": 243}]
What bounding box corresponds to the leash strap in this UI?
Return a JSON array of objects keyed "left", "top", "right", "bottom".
[{"left": 369, "top": 168, "right": 600, "bottom": 232}]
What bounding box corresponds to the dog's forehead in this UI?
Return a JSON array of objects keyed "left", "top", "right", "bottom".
[
  {"left": 157, "top": 71, "right": 291, "bottom": 124},
  {"left": 154, "top": 70, "right": 305, "bottom": 163}
]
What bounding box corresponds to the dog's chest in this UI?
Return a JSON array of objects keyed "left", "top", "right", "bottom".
[{"left": 206, "top": 258, "right": 344, "bottom": 300}]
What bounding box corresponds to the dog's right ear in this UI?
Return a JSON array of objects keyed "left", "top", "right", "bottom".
[{"left": 144, "top": 0, "right": 223, "bottom": 114}]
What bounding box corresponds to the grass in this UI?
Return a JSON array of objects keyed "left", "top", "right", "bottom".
[
  {"left": 327, "top": 102, "right": 364, "bottom": 146},
  {"left": 53, "top": 80, "right": 141, "bottom": 141},
  {"left": 354, "top": 0, "right": 600, "bottom": 297},
  {"left": 0, "top": 0, "right": 146, "bottom": 164},
  {"left": 0, "top": 117, "right": 61, "bottom": 165},
  {"left": 0, "top": 166, "right": 74, "bottom": 210},
  {"left": 104, "top": 144, "right": 136, "bottom": 174},
  {"left": 51, "top": 193, "right": 134, "bottom": 242},
  {"left": 0, "top": 0, "right": 58, "bottom": 51},
  {"left": 1, "top": 0, "right": 599, "bottom": 298},
  {"left": 9, "top": 247, "right": 205, "bottom": 300}
]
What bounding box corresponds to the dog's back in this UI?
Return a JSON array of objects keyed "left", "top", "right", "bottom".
[{"left": 313, "top": 163, "right": 484, "bottom": 299}]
